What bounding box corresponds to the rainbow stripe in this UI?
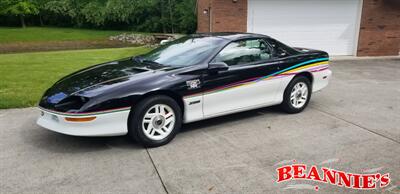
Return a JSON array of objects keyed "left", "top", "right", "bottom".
[
  {"left": 39, "top": 106, "right": 131, "bottom": 116},
  {"left": 185, "top": 58, "right": 329, "bottom": 98}
]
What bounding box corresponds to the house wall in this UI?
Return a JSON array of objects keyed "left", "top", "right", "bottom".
[
  {"left": 197, "top": 0, "right": 400, "bottom": 56},
  {"left": 197, "top": 0, "right": 247, "bottom": 33},
  {"left": 197, "top": 0, "right": 211, "bottom": 33},
  {"left": 357, "top": 0, "right": 400, "bottom": 56}
]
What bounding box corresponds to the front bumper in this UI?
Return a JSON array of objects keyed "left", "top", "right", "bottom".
[{"left": 36, "top": 108, "right": 130, "bottom": 136}]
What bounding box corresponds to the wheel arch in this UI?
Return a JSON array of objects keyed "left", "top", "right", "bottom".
[
  {"left": 294, "top": 71, "right": 313, "bottom": 84},
  {"left": 280, "top": 71, "right": 313, "bottom": 114},
  {"left": 131, "top": 90, "right": 185, "bottom": 116},
  {"left": 282, "top": 71, "right": 314, "bottom": 100}
]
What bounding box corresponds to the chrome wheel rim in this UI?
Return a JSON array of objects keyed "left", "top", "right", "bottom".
[
  {"left": 290, "top": 82, "right": 308, "bottom": 109},
  {"left": 142, "top": 104, "right": 175, "bottom": 141}
]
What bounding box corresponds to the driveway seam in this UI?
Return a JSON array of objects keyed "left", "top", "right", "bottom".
[
  {"left": 311, "top": 106, "right": 400, "bottom": 145},
  {"left": 145, "top": 148, "right": 169, "bottom": 194}
]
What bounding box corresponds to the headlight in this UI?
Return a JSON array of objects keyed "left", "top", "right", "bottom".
[{"left": 54, "top": 95, "right": 90, "bottom": 112}]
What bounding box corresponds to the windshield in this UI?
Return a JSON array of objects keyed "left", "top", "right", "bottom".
[{"left": 142, "top": 36, "right": 222, "bottom": 67}]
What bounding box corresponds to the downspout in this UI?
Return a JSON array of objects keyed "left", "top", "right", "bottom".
[
  {"left": 208, "top": 0, "right": 212, "bottom": 32},
  {"left": 209, "top": 6, "right": 212, "bottom": 32}
]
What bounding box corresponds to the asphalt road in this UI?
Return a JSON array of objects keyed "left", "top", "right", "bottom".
[{"left": 1, "top": 58, "right": 399, "bottom": 194}]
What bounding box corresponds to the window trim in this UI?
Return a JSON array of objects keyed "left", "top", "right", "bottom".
[
  {"left": 210, "top": 38, "right": 276, "bottom": 67},
  {"left": 264, "top": 38, "right": 300, "bottom": 57}
]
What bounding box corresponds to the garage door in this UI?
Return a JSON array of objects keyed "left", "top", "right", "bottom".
[{"left": 247, "top": 0, "right": 362, "bottom": 55}]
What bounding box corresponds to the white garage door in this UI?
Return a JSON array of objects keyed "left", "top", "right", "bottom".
[{"left": 247, "top": 0, "right": 362, "bottom": 55}]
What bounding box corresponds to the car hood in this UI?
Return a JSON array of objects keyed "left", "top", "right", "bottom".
[{"left": 42, "top": 58, "right": 165, "bottom": 105}]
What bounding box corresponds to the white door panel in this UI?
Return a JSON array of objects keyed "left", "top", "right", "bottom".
[
  {"left": 182, "top": 95, "right": 203, "bottom": 123},
  {"left": 203, "top": 77, "right": 282, "bottom": 117},
  {"left": 247, "top": 0, "right": 361, "bottom": 55}
]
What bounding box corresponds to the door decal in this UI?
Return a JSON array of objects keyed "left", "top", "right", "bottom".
[{"left": 184, "top": 58, "right": 328, "bottom": 98}]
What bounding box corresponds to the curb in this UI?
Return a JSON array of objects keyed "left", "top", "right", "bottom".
[{"left": 330, "top": 55, "right": 400, "bottom": 61}]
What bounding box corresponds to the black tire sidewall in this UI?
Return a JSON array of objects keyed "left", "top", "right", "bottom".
[
  {"left": 128, "top": 95, "right": 182, "bottom": 147},
  {"left": 281, "top": 76, "right": 312, "bottom": 113}
]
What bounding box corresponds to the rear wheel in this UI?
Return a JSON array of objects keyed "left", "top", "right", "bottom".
[
  {"left": 128, "top": 95, "right": 182, "bottom": 147},
  {"left": 280, "top": 76, "right": 311, "bottom": 113}
]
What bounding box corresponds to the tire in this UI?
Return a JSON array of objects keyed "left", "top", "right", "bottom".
[
  {"left": 280, "top": 76, "right": 312, "bottom": 114},
  {"left": 128, "top": 95, "right": 182, "bottom": 147}
]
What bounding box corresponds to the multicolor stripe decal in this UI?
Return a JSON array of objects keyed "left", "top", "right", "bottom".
[
  {"left": 185, "top": 58, "right": 329, "bottom": 98},
  {"left": 40, "top": 58, "right": 328, "bottom": 116},
  {"left": 39, "top": 106, "right": 131, "bottom": 117}
]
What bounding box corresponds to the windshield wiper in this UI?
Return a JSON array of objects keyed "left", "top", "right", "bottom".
[
  {"left": 142, "top": 59, "right": 159, "bottom": 65},
  {"left": 132, "top": 56, "right": 144, "bottom": 63},
  {"left": 132, "top": 56, "right": 168, "bottom": 68}
]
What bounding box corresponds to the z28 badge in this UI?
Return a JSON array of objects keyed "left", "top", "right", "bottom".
[{"left": 186, "top": 79, "right": 201, "bottom": 90}]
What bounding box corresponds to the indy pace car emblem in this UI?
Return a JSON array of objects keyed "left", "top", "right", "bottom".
[{"left": 186, "top": 79, "right": 201, "bottom": 90}]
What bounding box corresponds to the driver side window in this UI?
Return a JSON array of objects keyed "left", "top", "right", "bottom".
[{"left": 213, "top": 39, "right": 272, "bottom": 66}]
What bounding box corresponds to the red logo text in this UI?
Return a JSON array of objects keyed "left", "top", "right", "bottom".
[{"left": 276, "top": 164, "right": 390, "bottom": 190}]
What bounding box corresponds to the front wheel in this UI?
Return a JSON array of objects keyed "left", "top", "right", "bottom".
[
  {"left": 280, "top": 76, "right": 312, "bottom": 114},
  {"left": 128, "top": 95, "right": 182, "bottom": 147}
]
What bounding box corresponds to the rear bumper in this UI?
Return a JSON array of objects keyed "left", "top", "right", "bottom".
[
  {"left": 312, "top": 68, "right": 332, "bottom": 92},
  {"left": 36, "top": 108, "right": 130, "bottom": 136}
]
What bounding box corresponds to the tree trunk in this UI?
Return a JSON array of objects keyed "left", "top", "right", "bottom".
[
  {"left": 160, "top": 0, "right": 166, "bottom": 33},
  {"left": 39, "top": 14, "right": 44, "bottom": 26},
  {"left": 168, "top": 0, "right": 174, "bottom": 33},
  {"left": 20, "top": 15, "right": 26, "bottom": 28}
]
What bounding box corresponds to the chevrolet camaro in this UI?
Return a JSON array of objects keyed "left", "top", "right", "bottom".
[{"left": 37, "top": 33, "right": 332, "bottom": 147}]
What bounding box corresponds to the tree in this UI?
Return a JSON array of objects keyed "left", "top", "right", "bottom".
[
  {"left": 168, "top": 0, "right": 174, "bottom": 33},
  {"left": 159, "top": 0, "right": 166, "bottom": 33},
  {"left": 45, "top": 0, "right": 90, "bottom": 27},
  {"left": 104, "top": 0, "right": 137, "bottom": 23},
  {"left": 81, "top": 1, "right": 106, "bottom": 26},
  {"left": 0, "top": 0, "right": 198, "bottom": 33},
  {"left": 33, "top": 0, "right": 51, "bottom": 26},
  {"left": 175, "top": 0, "right": 196, "bottom": 33},
  {"left": 0, "top": 0, "right": 39, "bottom": 28}
]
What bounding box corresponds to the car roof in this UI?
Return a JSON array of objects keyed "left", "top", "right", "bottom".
[{"left": 191, "top": 32, "right": 270, "bottom": 41}]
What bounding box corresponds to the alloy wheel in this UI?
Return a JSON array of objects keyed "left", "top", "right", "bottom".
[
  {"left": 290, "top": 82, "right": 308, "bottom": 109},
  {"left": 142, "top": 104, "right": 175, "bottom": 141}
]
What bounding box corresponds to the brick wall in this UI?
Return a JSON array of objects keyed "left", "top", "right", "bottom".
[
  {"left": 357, "top": 0, "right": 400, "bottom": 56},
  {"left": 197, "top": 0, "right": 211, "bottom": 33},
  {"left": 197, "top": 0, "right": 247, "bottom": 33}
]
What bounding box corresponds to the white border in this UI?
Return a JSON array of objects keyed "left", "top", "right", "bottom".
[{"left": 354, "top": 0, "right": 364, "bottom": 56}]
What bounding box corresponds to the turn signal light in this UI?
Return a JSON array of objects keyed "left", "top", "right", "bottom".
[{"left": 65, "top": 116, "right": 96, "bottom": 122}]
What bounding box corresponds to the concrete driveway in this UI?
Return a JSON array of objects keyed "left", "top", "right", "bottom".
[{"left": 1, "top": 59, "right": 399, "bottom": 194}]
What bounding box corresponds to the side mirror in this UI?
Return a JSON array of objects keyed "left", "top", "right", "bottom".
[
  {"left": 160, "top": 39, "right": 172, "bottom": 45},
  {"left": 208, "top": 62, "right": 229, "bottom": 72}
]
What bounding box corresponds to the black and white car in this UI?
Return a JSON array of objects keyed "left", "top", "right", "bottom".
[{"left": 37, "top": 33, "right": 332, "bottom": 147}]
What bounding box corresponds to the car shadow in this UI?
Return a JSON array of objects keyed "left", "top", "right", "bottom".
[
  {"left": 181, "top": 105, "right": 282, "bottom": 133},
  {"left": 21, "top": 126, "right": 142, "bottom": 154},
  {"left": 23, "top": 105, "right": 283, "bottom": 154}
]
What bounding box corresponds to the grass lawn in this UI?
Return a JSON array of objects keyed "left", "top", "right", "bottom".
[
  {"left": 0, "top": 47, "right": 151, "bottom": 109},
  {"left": 0, "top": 27, "right": 135, "bottom": 43}
]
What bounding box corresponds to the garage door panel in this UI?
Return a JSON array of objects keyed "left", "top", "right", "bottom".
[{"left": 248, "top": 0, "right": 361, "bottom": 55}]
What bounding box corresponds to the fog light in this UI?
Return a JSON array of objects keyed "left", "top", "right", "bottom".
[
  {"left": 65, "top": 116, "right": 96, "bottom": 122},
  {"left": 52, "top": 115, "right": 59, "bottom": 122}
]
